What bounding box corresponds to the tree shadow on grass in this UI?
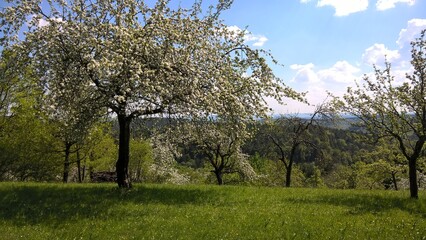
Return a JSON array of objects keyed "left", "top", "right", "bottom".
[
  {"left": 0, "top": 184, "right": 223, "bottom": 227},
  {"left": 284, "top": 191, "right": 426, "bottom": 217}
]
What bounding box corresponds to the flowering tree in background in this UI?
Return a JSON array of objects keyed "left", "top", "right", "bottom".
[
  {"left": 44, "top": 72, "right": 104, "bottom": 183},
  {"left": 182, "top": 117, "right": 256, "bottom": 185},
  {"left": 150, "top": 133, "right": 190, "bottom": 185},
  {"left": 335, "top": 30, "right": 426, "bottom": 199},
  {"left": 1, "top": 0, "right": 301, "bottom": 188}
]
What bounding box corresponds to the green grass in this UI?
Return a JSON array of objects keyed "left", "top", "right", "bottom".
[{"left": 0, "top": 183, "right": 425, "bottom": 239}]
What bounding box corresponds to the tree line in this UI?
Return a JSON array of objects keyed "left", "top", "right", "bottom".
[{"left": 1, "top": 100, "right": 425, "bottom": 192}]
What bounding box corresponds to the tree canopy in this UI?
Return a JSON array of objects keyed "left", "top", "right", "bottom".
[
  {"left": 1, "top": 0, "right": 302, "bottom": 187},
  {"left": 335, "top": 30, "right": 426, "bottom": 198}
]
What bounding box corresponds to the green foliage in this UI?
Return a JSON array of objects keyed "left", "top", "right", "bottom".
[
  {"left": 247, "top": 154, "right": 282, "bottom": 186},
  {"left": 0, "top": 111, "right": 61, "bottom": 181},
  {"left": 304, "top": 165, "right": 326, "bottom": 188},
  {"left": 0, "top": 49, "right": 38, "bottom": 121},
  {"left": 129, "top": 138, "right": 154, "bottom": 183},
  {"left": 0, "top": 50, "right": 62, "bottom": 180},
  {"left": 0, "top": 183, "right": 425, "bottom": 239},
  {"left": 174, "top": 165, "right": 209, "bottom": 185},
  {"left": 325, "top": 164, "right": 356, "bottom": 189},
  {"left": 245, "top": 119, "right": 375, "bottom": 188},
  {"left": 85, "top": 125, "right": 117, "bottom": 172},
  {"left": 353, "top": 140, "right": 406, "bottom": 190},
  {"left": 285, "top": 166, "right": 306, "bottom": 187},
  {"left": 0, "top": 109, "right": 61, "bottom": 181}
]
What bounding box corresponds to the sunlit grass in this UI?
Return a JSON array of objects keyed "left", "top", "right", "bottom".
[{"left": 0, "top": 182, "right": 425, "bottom": 239}]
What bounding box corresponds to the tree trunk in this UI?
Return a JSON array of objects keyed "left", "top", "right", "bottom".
[
  {"left": 82, "top": 165, "right": 86, "bottom": 182},
  {"left": 285, "top": 164, "right": 292, "bottom": 187},
  {"left": 116, "top": 114, "right": 132, "bottom": 188},
  {"left": 214, "top": 170, "right": 223, "bottom": 185},
  {"left": 136, "top": 159, "right": 142, "bottom": 182},
  {"left": 88, "top": 152, "right": 94, "bottom": 182},
  {"left": 62, "top": 142, "right": 72, "bottom": 183},
  {"left": 285, "top": 144, "right": 297, "bottom": 188},
  {"left": 77, "top": 149, "right": 82, "bottom": 183},
  {"left": 391, "top": 171, "right": 398, "bottom": 191},
  {"left": 408, "top": 158, "right": 418, "bottom": 199}
]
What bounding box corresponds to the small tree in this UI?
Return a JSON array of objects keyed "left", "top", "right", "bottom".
[
  {"left": 356, "top": 139, "right": 405, "bottom": 190},
  {"left": 265, "top": 105, "right": 328, "bottom": 187},
  {"left": 46, "top": 85, "right": 103, "bottom": 183},
  {"left": 336, "top": 30, "right": 426, "bottom": 198},
  {"left": 71, "top": 122, "right": 116, "bottom": 182},
  {"left": 86, "top": 125, "right": 117, "bottom": 175},
  {"left": 183, "top": 118, "right": 256, "bottom": 185},
  {"left": 129, "top": 138, "right": 153, "bottom": 183}
]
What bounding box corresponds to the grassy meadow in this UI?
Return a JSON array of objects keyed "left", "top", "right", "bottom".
[{"left": 0, "top": 182, "right": 425, "bottom": 239}]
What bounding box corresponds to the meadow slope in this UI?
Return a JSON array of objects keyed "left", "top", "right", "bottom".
[{"left": 0, "top": 183, "right": 425, "bottom": 239}]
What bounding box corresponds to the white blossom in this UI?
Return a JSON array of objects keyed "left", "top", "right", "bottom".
[{"left": 0, "top": 0, "right": 302, "bottom": 186}]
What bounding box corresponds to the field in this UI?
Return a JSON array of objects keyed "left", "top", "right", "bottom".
[{"left": 0, "top": 183, "right": 425, "bottom": 239}]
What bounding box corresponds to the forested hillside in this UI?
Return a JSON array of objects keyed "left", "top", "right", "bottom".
[{"left": 1, "top": 112, "right": 424, "bottom": 191}]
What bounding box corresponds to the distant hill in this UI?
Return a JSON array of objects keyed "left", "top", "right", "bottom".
[{"left": 272, "top": 113, "right": 361, "bottom": 130}]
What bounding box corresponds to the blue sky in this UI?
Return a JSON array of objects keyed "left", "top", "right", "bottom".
[{"left": 213, "top": 0, "right": 426, "bottom": 113}]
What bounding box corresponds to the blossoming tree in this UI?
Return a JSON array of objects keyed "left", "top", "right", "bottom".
[
  {"left": 182, "top": 117, "right": 256, "bottom": 185},
  {"left": 335, "top": 30, "right": 426, "bottom": 198},
  {"left": 1, "top": 0, "right": 301, "bottom": 188}
]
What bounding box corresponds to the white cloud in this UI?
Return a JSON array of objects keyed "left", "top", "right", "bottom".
[
  {"left": 226, "top": 25, "right": 268, "bottom": 47},
  {"left": 317, "top": 61, "right": 360, "bottom": 83},
  {"left": 302, "top": 0, "right": 414, "bottom": 16},
  {"left": 360, "top": 19, "right": 426, "bottom": 72},
  {"left": 290, "top": 63, "right": 315, "bottom": 71},
  {"left": 376, "top": 0, "right": 415, "bottom": 11},
  {"left": 279, "top": 18, "right": 425, "bottom": 114},
  {"left": 291, "top": 61, "right": 360, "bottom": 86},
  {"left": 281, "top": 61, "right": 360, "bottom": 112},
  {"left": 362, "top": 43, "right": 400, "bottom": 65},
  {"left": 397, "top": 19, "right": 426, "bottom": 48},
  {"left": 246, "top": 35, "right": 268, "bottom": 47},
  {"left": 290, "top": 63, "right": 320, "bottom": 83},
  {"left": 360, "top": 19, "right": 424, "bottom": 85},
  {"left": 317, "top": 0, "right": 369, "bottom": 16},
  {"left": 279, "top": 61, "right": 360, "bottom": 113},
  {"left": 38, "top": 18, "right": 50, "bottom": 27},
  {"left": 226, "top": 25, "right": 241, "bottom": 33}
]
